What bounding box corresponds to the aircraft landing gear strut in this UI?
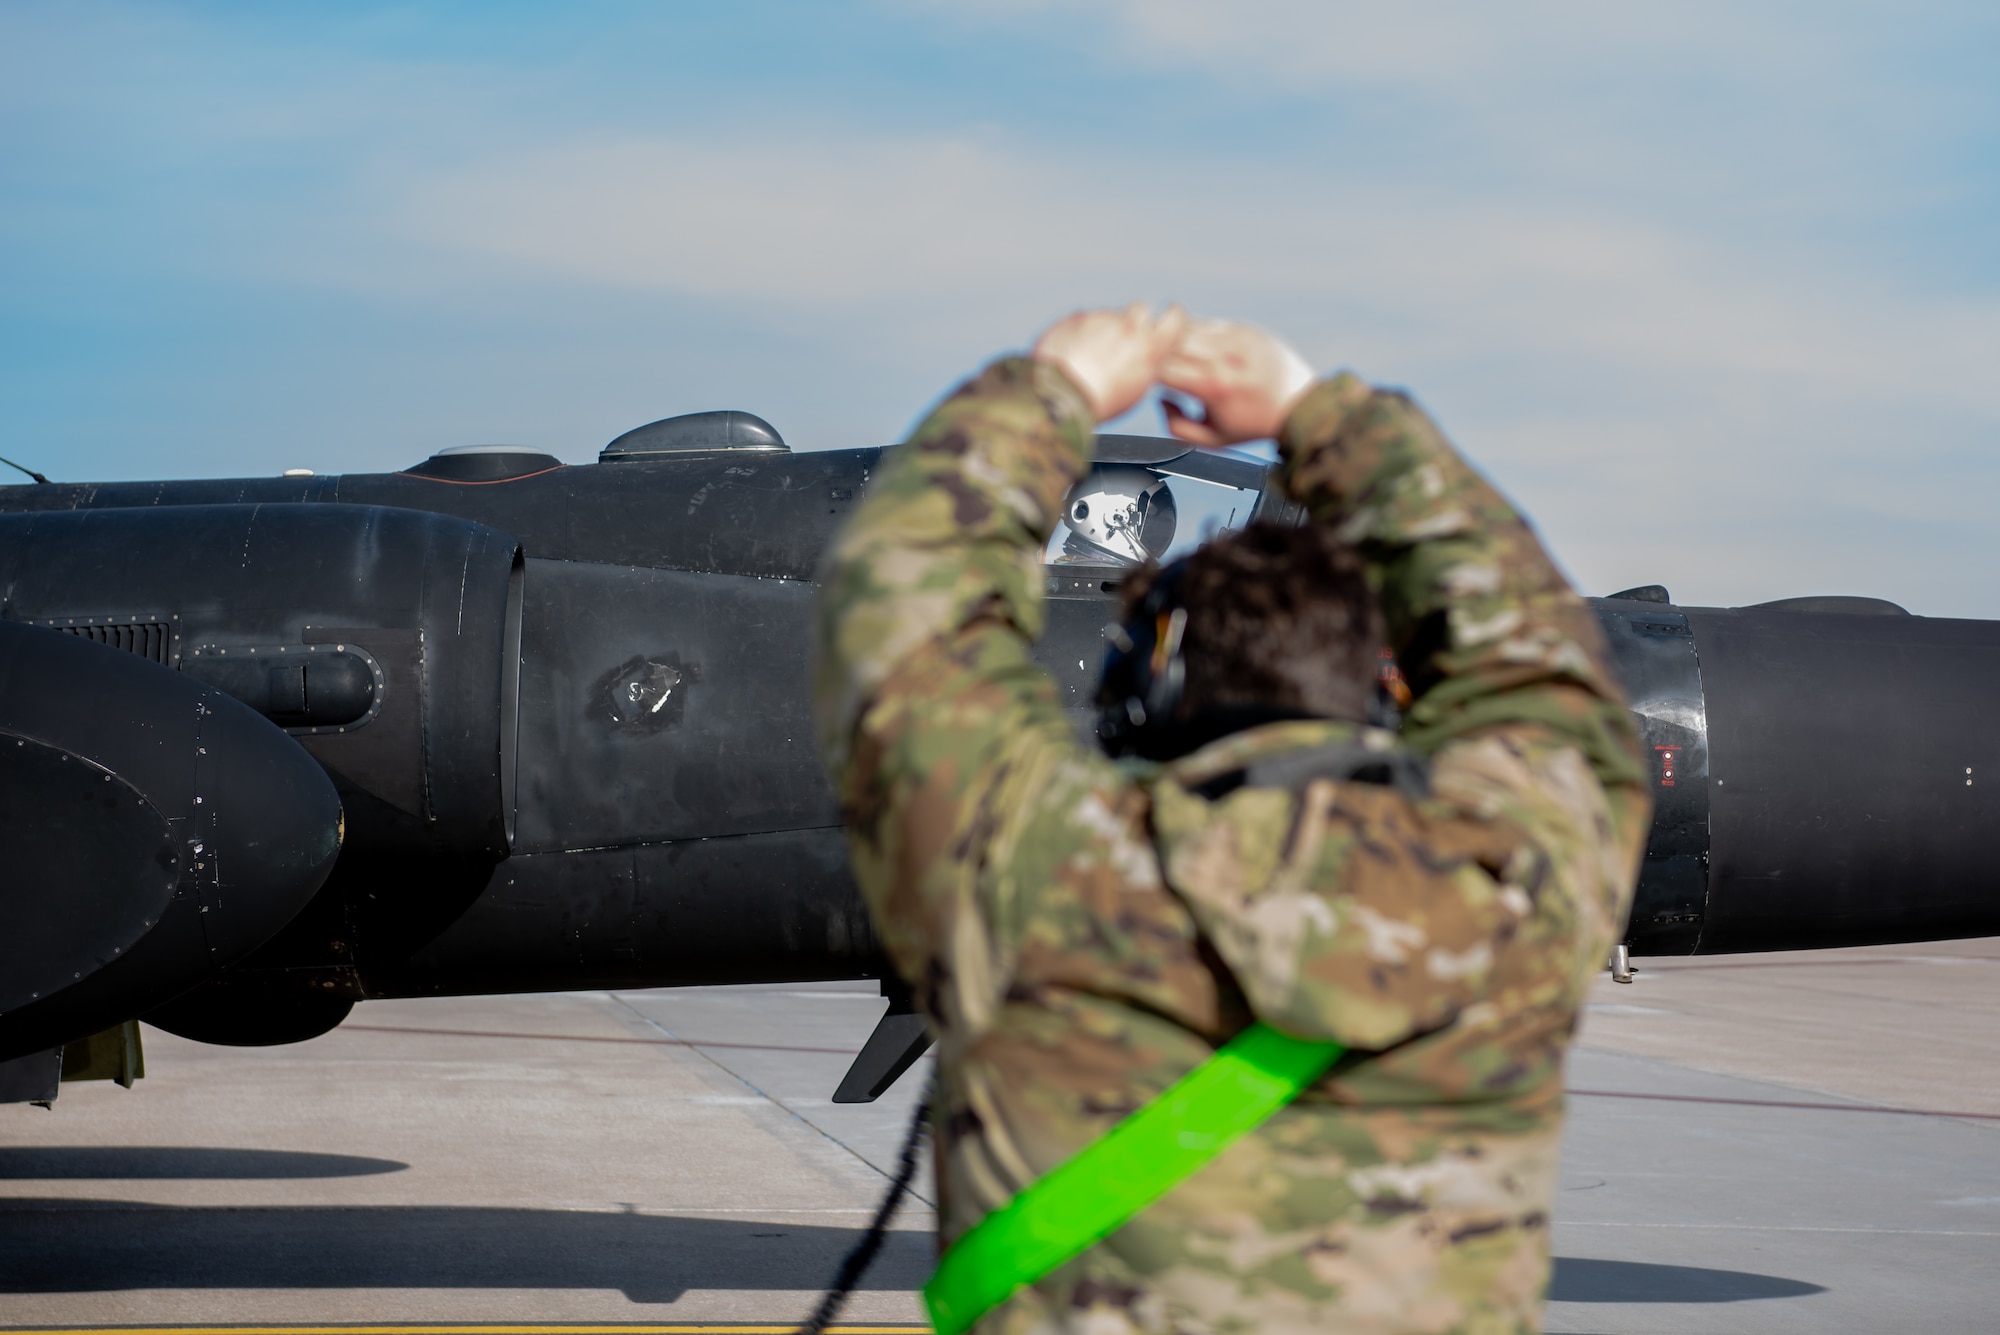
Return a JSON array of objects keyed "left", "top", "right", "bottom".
[{"left": 1610, "top": 943, "right": 1635, "bottom": 984}]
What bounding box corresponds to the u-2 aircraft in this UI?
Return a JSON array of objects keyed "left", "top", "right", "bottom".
[{"left": 3, "top": 408, "right": 1997, "bottom": 1103}]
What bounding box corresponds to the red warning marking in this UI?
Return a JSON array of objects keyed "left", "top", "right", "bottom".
[{"left": 1655, "top": 744, "right": 1680, "bottom": 788}]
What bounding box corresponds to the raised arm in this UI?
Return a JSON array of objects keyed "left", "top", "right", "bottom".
[
  {"left": 1156, "top": 322, "right": 1650, "bottom": 1047},
  {"left": 1159, "top": 319, "right": 1646, "bottom": 812},
  {"left": 812, "top": 307, "right": 1187, "bottom": 1036},
  {"left": 1277, "top": 377, "right": 1643, "bottom": 796},
  {"left": 812, "top": 354, "right": 1093, "bottom": 777}
]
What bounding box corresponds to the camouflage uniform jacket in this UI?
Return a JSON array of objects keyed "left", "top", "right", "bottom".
[{"left": 813, "top": 357, "right": 1650, "bottom": 1335}]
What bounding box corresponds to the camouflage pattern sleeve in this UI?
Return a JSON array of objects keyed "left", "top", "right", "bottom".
[
  {"left": 811, "top": 355, "right": 1143, "bottom": 1038},
  {"left": 1142, "top": 373, "right": 1653, "bottom": 1047},
  {"left": 1276, "top": 374, "right": 1646, "bottom": 798},
  {"left": 813, "top": 355, "right": 1094, "bottom": 777}
]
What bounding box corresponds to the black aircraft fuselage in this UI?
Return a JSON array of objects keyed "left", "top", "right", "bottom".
[{"left": 3, "top": 415, "right": 1998, "bottom": 1071}]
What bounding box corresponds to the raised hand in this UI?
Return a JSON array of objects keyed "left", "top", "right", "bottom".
[
  {"left": 1157, "top": 318, "right": 1316, "bottom": 447},
  {"left": 1032, "top": 302, "right": 1190, "bottom": 423}
]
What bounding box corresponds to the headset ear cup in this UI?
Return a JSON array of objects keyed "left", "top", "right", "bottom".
[
  {"left": 1094, "top": 559, "right": 1191, "bottom": 758},
  {"left": 1162, "top": 656, "right": 1185, "bottom": 723},
  {"left": 1095, "top": 635, "right": 1149, "bottom": 755},
  {"left": 1147, "top": 606, "right": 1188, "bottom": 725}
]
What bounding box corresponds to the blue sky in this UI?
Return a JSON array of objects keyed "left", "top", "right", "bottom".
[{"left": 3, "top": 2, "right": 1997, "bottom": 611}]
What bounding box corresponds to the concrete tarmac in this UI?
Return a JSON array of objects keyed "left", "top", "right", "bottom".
[{"left": 4, "top": 938, "right": 1999, "bottom": 1333}]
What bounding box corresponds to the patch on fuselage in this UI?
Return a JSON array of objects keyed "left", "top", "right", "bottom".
[{"left": 591, "top": 651, "right": 697, "bottom": 732}]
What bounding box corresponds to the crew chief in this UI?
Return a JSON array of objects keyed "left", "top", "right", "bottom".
[{"left": 812, "top": 306, "right": 1649, "bottom": 1334}]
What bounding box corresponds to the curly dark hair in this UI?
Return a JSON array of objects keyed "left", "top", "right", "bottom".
[{"left": 1119, "top": 520, "right": 1385, "bottom": 725}]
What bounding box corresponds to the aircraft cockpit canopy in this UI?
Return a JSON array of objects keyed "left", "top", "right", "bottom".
[
  {"left": 1056, "top": 466, "right": 1177, "bottom": 565},
  {"left": 1044, "top": 436, "right": 1282, "bottom": 570}
]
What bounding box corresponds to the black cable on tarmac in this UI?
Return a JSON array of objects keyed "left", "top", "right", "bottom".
[{"left": 796, "top": 1076, "right": 933, "bottom": 1335}]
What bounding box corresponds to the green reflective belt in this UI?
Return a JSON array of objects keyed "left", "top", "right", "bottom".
[{"left": 923, "top": 1022, "right": 1343, "bottom": 1335}]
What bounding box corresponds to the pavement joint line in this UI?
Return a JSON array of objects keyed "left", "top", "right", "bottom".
[
  {"left": 341, "top": 1025, "right": 860, "bottom": 1058},
  {"left": 1567, "top": 1086, "right": 2000, "bottom": 1120},
  {"left": 1561, "top": 1221, "right": 2000, "bottom": 1235},
  {"left": 1631, "top": 954, "right": 2000, "bottom": 973},
  {"left": 603, "top": 994, "right": 938, "bottom": 1210},
  {"left": 344, "top": 1023, "right": 2000, "bottom": 1119}
]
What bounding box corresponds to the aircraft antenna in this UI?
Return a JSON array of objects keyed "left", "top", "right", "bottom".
[{"left": 0, "top": 455, "right": 50, "bottom": 484}]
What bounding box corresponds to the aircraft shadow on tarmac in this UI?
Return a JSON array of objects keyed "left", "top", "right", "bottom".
[
  {"left": 0, "top": 1201, "right": 1823, "bottom": 1307},
  {"left": 0, "top": 1203, "right": 935, "bottom": 1303},
  {"left": 0, "top": 1148, "right": 407, "bottom": 1179}
]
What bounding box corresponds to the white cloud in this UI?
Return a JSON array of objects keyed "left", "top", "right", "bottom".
[
  {"left": 403, "top": 135, "right": 1114, "bottom": 303},
  {"left": 381, "top": 114, "right": 2000, "bottom": 610},
  {"left": 922, "top": 0, "right": 1734, "bottom": 89},
  {"left": 8, "top": 1, "right": 1996, "bottom": 611},
  {"left": 398, "top": 127, "right": 2000, "bottom": 417}
]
